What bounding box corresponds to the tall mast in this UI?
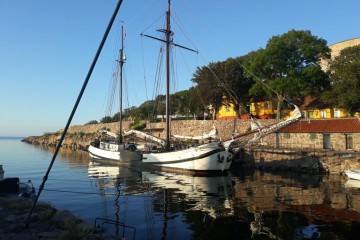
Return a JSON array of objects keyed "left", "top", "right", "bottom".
[
  {"left": 140, "top": 0, "right": 197, "bottom": 150},
  {"left": 165, "top": 0, "right": 171, "bottom": 150},
  {"left": 118, "top": 23, "right": 125, "bottom": 144}
]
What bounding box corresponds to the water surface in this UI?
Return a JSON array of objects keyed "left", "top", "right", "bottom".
[{"left": 1, "top": 137, "right": 360, "bottom": 239}]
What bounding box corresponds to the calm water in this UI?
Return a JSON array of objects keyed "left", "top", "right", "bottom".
[{"left": 1, "top": 137, "right": 360, "bottom": 239}]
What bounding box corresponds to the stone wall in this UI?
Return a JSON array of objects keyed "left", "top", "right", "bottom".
[
  {"left": 266, "top": 132, "right": 360, "bottom": 152},
  {"left": 23, "top": 119, "right": 277, "bottom": 149},
  {"left": 24, "top": 118, "right": 359, "bottom": 153},
  {"left": 65, "top": 119, "right": 280, "bottom": 139},
  {"left": 169, "top": 119, "right": 278, "bottom": 140},
  {"left": 22, "top": 118, "right": 360, "bottom": 174},
  {"left": 237, "top": 148, "right": 360, "bottom": 174}
]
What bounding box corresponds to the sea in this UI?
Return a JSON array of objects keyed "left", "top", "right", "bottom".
[{"left": 1, "top": 137, "right": 360, "bottom": 239}]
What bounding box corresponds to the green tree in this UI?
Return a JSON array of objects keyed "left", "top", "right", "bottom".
[
  {"left": 243, "top": 29, "right": 331, "bottom": 118},
  {"left": 131, "top": 100, "right": 158, "bottom": 122},
  {"left": 192, "top": 57, "right": 254, "bottom": 116},
  {"left": 323, "top": 45, "right": 360, "bottom": 116},
  {"left": 222, "top": 56, "right": 255, "bottom": 116},
  {"left": 100, "top": 116, "right": 112, "bottom": 123},
  {"left": 171, "top": 88, "right": 205, "bottom": 118},
  {"left": 85, "top": 120, "right": 98, "bottom": 125},
  {"left": 123, "top": 106, "right": 137, "bottom": 120},
  {"left": 192, "top": 62, "right": 225, "bottom": 114}
]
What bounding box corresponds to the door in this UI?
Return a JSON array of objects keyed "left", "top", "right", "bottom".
[
  {"left": 323, "top": 134, "right": 331, "bottom": 149},
  {"left": 346, "top": 134, "right": 353, "bottom": 150}
]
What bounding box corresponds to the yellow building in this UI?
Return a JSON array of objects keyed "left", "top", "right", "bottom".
[
  {"left": 215, "top": 95, "right": 357, "bottom": 120},
  {"left": 216, "top": 97, "right": 238, "bottom": 120},
  {"left": 216, "top": 97, "right": 293, "bottom": 120},
  {"left": 249, "top": 100, "right": 276, "bottom": 119},
  {"left": 302, "top": 97, "right": 350, "bottom": 118}
]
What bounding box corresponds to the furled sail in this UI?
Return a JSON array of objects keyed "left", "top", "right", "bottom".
[{"left": 172, "top": 126, "right": 218, "bottom": 140}]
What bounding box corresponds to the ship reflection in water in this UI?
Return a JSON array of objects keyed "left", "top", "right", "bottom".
[{"left": 88, "top": 160, "right": 360, "bottom": 239}]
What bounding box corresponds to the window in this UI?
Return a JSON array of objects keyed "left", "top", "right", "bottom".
[
  {"left": 308, "top": 111, "right": 314, "bottom": 119},
  {"left": 310, "top": 133, "right": 317, "bottom": 140},
  {"left": 265, "top": 101, "right": 270, "bottom": 109},
  {"left": 346, "top": 134, "right": 353, "bottom": 150},
  {"left": 323, "top": 134, "right": 331, "bottom": 149},
  {"left": 225, "top": 104, "right": 230, "bottom": 112},
  {"left": 320, "top": 110, "right": 327, "bottom": 118},
  {"left": 284, "top": 133, "right": 290, "bottom": 139},
  {"left": 334, "top": 109, "right": 341, "bottom": 118}
]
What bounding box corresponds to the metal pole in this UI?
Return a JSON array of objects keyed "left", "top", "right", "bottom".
[{"left": 24, "top": 0, "right": 124, "bottom": 228}]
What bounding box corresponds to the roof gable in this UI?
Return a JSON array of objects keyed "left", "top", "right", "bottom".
[{"left": 278, "top": 118, "right": 360, "bottom": 133}]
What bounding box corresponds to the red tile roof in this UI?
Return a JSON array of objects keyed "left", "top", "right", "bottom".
[
  {"left": 301, "top": 96, "right": 331, "bottom": 110},
  {"left": 278, "top": 118, "right": 360, "bottom": 133}
]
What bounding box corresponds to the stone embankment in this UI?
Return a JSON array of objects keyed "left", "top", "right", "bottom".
[
  {"left": 21, "top": 119, "right": 278, "bottom": 149},
  {"left": 22, "top": 119, "right": 360, "bottom": 174},
  {"left": 238, "top": 147, "right": 360, "bottom": 174}
]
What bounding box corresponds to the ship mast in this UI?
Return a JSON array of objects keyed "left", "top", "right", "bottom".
[
  {"left": 141, "top": 0, "right": 197, "bottom": 150},
  {"left": 165, "top": 0, "right": 171, "bottom": 150},
  {"left": 118, "top": 23, "right": 125, "bottom": 144}
]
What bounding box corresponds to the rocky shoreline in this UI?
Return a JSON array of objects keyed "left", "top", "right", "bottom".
[
  {"left": 20, "top": 120, "right": 360, "bottom": 175},
  {"left": 0, "top": 195, "right": 96, "bottom": 239},
  {"left": 20, "top": 119, "right": 277, "bottom": 150}
]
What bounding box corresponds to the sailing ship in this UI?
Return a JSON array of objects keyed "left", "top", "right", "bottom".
[
  {"left": 119, "top": 0, "right": 233, "bottom": 174},
  {"left": 87, "top": 5, "right": 231, "bottom": 173},
  {"left": 88, "top": 0, "right": 304, "bottom": 174},
  {"left": 88, "top": 24, "right": 142, "bottom": 162}
]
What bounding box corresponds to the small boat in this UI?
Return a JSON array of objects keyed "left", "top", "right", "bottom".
[
  {"left": 344, "top": 170, "right": 360, "bottom": 181},
  {"left": 0, "top": 165, "right": 36, "bottom": 198}
]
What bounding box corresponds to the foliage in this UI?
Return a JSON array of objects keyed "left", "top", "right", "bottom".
[
  {"left": 43, "top": 132, "right": 57, "bottom": 136},
  {"left": 115, "top": 90, "right": 206, "bottom": 122},
  {"left": 85, "top": 120, "right": 98, "bottom": 125},
  {"left": 130, "top": 121, "right": 147, "bottom": 130},
  {"left": 130, "top": 100, "right": 158, "bottom": 122},
  {"left": 322, "top": 45, "right": 360, "bottom": 115},
  {"left": 192, "top": 56, "right": 254, "bottom": 117},
  {"left": 85, "top": 29, "right": 352, "bottom": 122},
  {"left": 243, "top": 29, "right": 331, "bottom": 118},
  {"left": 171, "top": 88, "right": 205, "bottom": 117},
  {"left": 192, "top": 61, "right": 229, "bottom": 114},
  {"left": 2, "top": 198, "right": 33, "bottom": 214},
  {"left": 100, "top": 115, "right": 112, "bottom": 123}
]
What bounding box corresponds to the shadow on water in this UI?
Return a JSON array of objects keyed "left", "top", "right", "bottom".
[{"left": 230, "top": 163, "right": 323, "bottom": 187}]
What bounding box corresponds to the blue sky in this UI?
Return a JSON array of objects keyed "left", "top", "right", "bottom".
[{"left": 1, "top": 0, "right": 359, "bottom": 137}]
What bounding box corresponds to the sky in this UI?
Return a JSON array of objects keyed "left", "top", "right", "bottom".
[{"left": 0, "top": 0, "right": 359, "bottom": 137}]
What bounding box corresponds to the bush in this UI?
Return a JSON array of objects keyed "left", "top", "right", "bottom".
[
  {"left": 85, "top": 120, "right": 98, "bottom": 125},
  {"left": 131, "top": 122, "right": 146, "bottom": 130}
]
